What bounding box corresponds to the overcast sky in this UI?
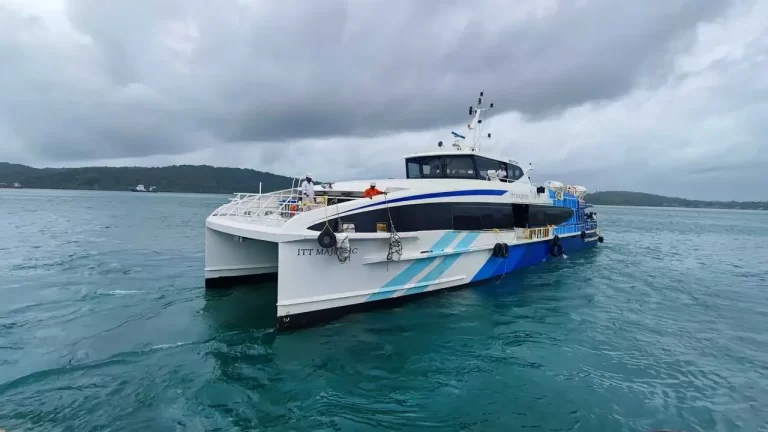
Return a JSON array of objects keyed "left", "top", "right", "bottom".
[{"left": 1, "top": 0, "right": 766, "bottom": 200}]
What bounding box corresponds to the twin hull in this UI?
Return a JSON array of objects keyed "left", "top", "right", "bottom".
[{"left": 205, "top": 226, "right": 598, "bottom": 328}]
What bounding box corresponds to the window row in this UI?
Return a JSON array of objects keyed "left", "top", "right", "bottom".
[{"left": 406, "top": 155, "right": 525, "bottom": 182}]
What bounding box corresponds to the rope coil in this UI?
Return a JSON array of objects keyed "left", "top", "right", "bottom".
[
  {"left": 384, "top": 195, "right": 402, "bottom": 262},
  {"left": 387, "top": 231, "right": 402, "bottom": 262},
  {"left": 337, "top": 234, "right": 351, "bottom": 264}
]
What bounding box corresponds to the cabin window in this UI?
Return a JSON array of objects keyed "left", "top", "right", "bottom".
[
  {"left": 474, "top": 157, "right": 499, "bottom": 179},
  {"left": 406, "top": 156, "right": 443, "bottom": 179},
  {"left": 475, "top": 156, "right": 517, "bottom": 182},
  {"left": 452, "top": 205, "right": 515, "bottom": 230},
  {"left": 443, "top": 156, "right": 477, "bottom": 179},
  {"left": 508, "top": 164, "right": 525, "bottom": 181},
  {"left": 406, "top": 155, "right": 515, "bottom": 180}
]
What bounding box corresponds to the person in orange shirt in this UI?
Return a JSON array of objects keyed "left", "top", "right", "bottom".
[{"left": 363, "top": 182, "right": 384, "bottom": 199}]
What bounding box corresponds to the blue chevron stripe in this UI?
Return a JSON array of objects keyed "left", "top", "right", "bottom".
[
  {"left": 366, "top": 231, "right": 459, "bottom": 302},
  {"left": 402, "top": 232, "right": 481, "bottom": 296}
]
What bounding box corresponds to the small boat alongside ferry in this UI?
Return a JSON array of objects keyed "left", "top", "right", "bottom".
[{"left": 204, "top": 92, "right": 603, "bottom": 328}]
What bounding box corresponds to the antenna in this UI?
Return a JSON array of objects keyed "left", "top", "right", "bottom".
[{"left": 466, "top": 91, "right": 494, "bottom": 153}]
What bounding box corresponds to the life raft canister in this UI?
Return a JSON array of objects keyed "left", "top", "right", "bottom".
[{"left": 549, "top": 235, "right": 563, "bottom": 257}]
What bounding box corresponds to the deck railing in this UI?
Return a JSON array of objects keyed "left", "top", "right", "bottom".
[
  {"left": 521, "top": 227, "right": 553, "bottom": 240},
  {"left": 211, "top": 189, "right": 329, "bottom": 226}
]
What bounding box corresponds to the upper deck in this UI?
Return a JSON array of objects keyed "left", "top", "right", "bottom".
[
  {"left": 207, "top": 91, "right": 588, "bottom": 234},
  {"left": 403, "top": 150, "right": 530, "bottom": 184}
]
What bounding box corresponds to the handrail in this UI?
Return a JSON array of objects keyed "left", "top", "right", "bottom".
[{"left": 210, "top": 188, "right": 330, "bottom": 226}]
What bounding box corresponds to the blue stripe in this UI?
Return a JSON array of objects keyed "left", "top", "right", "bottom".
[
  {"left": 470, "top": 234, "right": 598, "bottom": 284},
  {"left": 339, "top": 189, "right": 507, "bottom": 216},
  {"left": 403, "top": 232, "right": 480, "bottom": 296},
  {"left": 366, "top": 231, "right": 459, "bottom": 302}
]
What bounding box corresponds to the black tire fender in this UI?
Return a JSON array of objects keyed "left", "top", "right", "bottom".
[
  {"left": 549, "top": 241, "right": 563, "bottom": 257},
  {"left": 317, "top": 226, "right": 336, "bottom": 249},
  {"left": 492, "top": 242, "right": 509, "bottom": 258}
]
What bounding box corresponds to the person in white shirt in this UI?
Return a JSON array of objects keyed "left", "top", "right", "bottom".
[
  {"left": 497, "top": 167, "right": 508, "bottom": 181},
  {"left": 300, "top": 173, "right": 315, "bottom": 203}
]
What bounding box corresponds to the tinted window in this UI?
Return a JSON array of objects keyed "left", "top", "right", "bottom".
[
  {"left": 308, "top": 203, "right": 549, "bottom": 232},
  {"left": 527, "top": 205, "right": 573, "bottom": 227},
  {"left": 508, "top": 164, "right": 524, "bottom": 180},
  {"left": 475, "top": 156, "right": 518, "bottom": 181},
  {"left": 406, "top": 161, "right": 422, "bottom": 178},
  {"left": 406, "top": 157, "right": 443, "bottom": 179},
  {"left": 475, "top": 157, "right": 499, "bottom": 179},
  {"left": 443, "top": 156, "right": 477, "bottom": 179},
  {"left": 452, "top": 205, "right": 515, "bottom": 230}
]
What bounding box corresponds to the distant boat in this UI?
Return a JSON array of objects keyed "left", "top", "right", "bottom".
[
  {"left": 130, "top": 184, "right": 156, "bottom": 192},
  {"left": 13, "top": 182, "right": 22, "bottom": 188}
]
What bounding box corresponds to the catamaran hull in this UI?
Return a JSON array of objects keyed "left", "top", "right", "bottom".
[
  {"left": 275, "top": 230, "right": 598, "bottom": 329},
  {"left": 204, "top": 227, "right": 278, "bottom": 288}
]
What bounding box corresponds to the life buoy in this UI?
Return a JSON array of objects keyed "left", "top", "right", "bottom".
[
  {"left": 317, "top": 225, "right": 336, "bottom": 249},
  {"left": 549, "top": 241, "right": 563, "bottom": 257},
  {"left": 553, "top": 235, "right": 561, "bottom": 244}
]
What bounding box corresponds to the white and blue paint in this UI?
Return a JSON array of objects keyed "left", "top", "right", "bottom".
[{"left": 367, "top": 231, "right": 597, "bottom": 303}]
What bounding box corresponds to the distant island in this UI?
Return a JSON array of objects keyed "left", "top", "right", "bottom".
[
  {"left": 2, "top": 162, "right": 766, "bottom": 210},
  {"left": 586, "top": 191, "right": 767, "bottom": 211},
  {"left": 0, "top": 162, "right": 295, "bottom": 194}
]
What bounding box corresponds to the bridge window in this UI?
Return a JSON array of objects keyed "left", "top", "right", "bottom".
[
  {"left": 475, "top": 157, "right": 502, "bottom": 179},
  {"left": 443, "top": 156, "right": 476, "bottom": 179},
  {"left": 406, "top": 156, "right": 478, "bottom": 179},
  {"left": 406, "top": 156, "right": 443, "bottom": 178},
  {"left": 406, "top": 155, "right": 515, "bottom": 180},
  {"left": 508, "top": 164, "right": 524, "bottom": 181}
]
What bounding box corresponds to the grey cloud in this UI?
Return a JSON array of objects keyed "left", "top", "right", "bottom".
[{"left": 0, "top": 0, "right": 732, "bottom": 162}]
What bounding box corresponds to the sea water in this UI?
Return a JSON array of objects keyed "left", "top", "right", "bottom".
[{"left": 1, "top": 189, "right": 767, "bottom": 431}]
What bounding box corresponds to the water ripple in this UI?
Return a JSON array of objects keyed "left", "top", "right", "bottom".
[{"left": 1, "top": 191, "right": 767, "bottom": 431}]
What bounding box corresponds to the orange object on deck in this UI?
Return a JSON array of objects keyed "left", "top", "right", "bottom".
[{"left": 363, "top": 187, "right": 384, "bottom": 198}]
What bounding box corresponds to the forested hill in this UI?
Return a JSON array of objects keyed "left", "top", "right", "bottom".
[
  {"left": 0, "top": 162, "right": 295, "bottom": 194},
  {"left": 4, "top": 163, "right": 767, "bottom": 208},
  {"left": 586, "top": 191, "right": 768, "bottom": 210}
]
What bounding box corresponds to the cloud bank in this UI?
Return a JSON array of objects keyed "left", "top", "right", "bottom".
[{"left": 1, "top": 0, "right": 766, "bottom": 199}]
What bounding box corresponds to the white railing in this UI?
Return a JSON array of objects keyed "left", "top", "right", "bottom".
[{"left": 211, "top": 189, "right": 329, "bottom": 226}]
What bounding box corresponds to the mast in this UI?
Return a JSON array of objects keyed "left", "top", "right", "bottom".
[
  {"left": 443, "top": 91, "right": 494, "bottom": 152},
  {"left": 467, "top": 91, "right": 493, "bottom": 153}
]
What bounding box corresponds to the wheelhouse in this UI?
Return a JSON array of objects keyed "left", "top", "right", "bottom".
[{"left": 405, "top": 153, "right": 525, "bottom": 182}]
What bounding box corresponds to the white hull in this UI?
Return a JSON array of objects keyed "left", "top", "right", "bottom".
[
  {"left": 204, "top": 226, "right": 278, "bottom": 285},
  {"left": 205, "top": 210, "right": 599, "bottom": 328},
  {"left": 274, "top": 230, "right": 512, "bottom": 323}
]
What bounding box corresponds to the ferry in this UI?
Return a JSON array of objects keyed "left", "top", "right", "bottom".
[
  {"left": 204, "top": 92, "right": 603, "bottom": 329},
  {"left": 130, "top": 184, "right": 156, "bottom": 192}
]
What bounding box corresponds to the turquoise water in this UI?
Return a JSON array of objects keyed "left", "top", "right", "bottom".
[{"left": 1, "top": 189, "right": 767, "bottom": 431}]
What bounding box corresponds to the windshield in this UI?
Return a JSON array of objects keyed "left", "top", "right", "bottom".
[{"left": 405, "top": 155, "right": 482, "bottom": 180}]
